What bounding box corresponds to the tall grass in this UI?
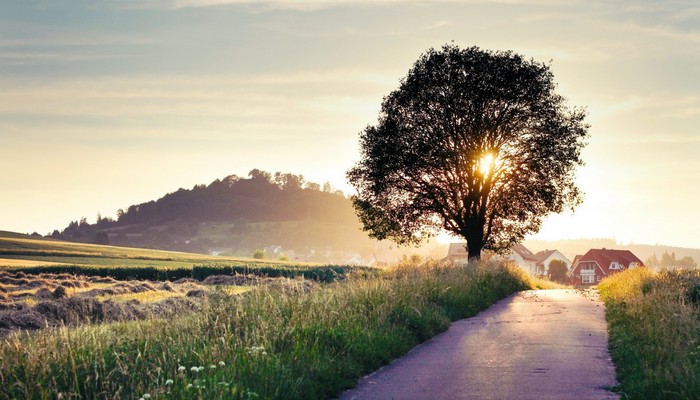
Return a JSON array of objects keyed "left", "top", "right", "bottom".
[
  {"left": 0, "top": 260, "right": 529, "bottom": 400},
  {"left": 598, "top": 268, "right": 700, "bottom": 399}
]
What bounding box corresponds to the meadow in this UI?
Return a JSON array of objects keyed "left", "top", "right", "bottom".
[
  {"left": 598, "top": 268, "right": 700, "bottom": 399},
  {"left": 0, "top": 231, "right": 357, "bottom": 282},
  {"left": 0, "top": 259, "right": 535, "bottom": 400}
]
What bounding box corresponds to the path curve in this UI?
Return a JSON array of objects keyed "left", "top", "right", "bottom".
[{"left": 340, "top": 289, "right": 619, "bottom": 400}]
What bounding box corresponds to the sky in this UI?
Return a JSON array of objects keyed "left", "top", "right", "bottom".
[{"left": 1, "top": 0, "right": 699, "bottom": 249}]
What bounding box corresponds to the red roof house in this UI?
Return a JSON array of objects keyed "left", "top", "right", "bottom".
[{"left": 568, "top": 248, "right": 643, "bottom": 285}]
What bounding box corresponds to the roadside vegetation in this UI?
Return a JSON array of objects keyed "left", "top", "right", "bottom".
[
  {"left": 0, "top": 260, "right": 533, "bottom": 400},
  {"left": 598, "top": 268, "right": 700, "bottom": 399}
]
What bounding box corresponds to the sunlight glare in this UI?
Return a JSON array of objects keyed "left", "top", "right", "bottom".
[{"left": 479, "top": 152, "right": 495, "bottom": 176}]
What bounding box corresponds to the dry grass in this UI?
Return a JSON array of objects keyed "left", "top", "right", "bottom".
[
  {"left": 96, "top": 290, "right": 185, "bottom": 303},
  {"left": 0, "top": 260, "right": 530, "bottom": 400}
]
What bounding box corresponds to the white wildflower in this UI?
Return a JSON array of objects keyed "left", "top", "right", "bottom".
[
  {"left": 178, "top": 366, "right": 186, "bottom": 372},
  {"left": 191, "top": 366, "right": 199, "bottom": 372},
  {"left": 143, "top": 395, "right": 151, "bottom": 399},
  {"left": 165, "top": 379, "right": 174, "bottom": 386},
  {"left": 218, "top": 361, "right": 226, "bottom": 367},
  {"left": 210, "top": 364, "right": 217, "bottom": 369}
]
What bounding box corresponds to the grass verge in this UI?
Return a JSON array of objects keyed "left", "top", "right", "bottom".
[
  {"left": 598, "top": 268, "right": 700, "bottom": 399},
  {"left": 0, "top": 260, "right": 529, "bottom": 400}
]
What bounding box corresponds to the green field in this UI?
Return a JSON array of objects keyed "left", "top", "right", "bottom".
[
  {"left": 0, "top": 231, "right": 357, "bottom": 282},
  {"left": 0, "top": 230, "right": 308, "bottom": 266}
]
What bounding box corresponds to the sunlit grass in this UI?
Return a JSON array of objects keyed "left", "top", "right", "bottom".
[
  {"left": 96, "top": 290, "right": 185, "bottom": 303},
  {"left": 0, "top": 231, "right": 315, "bottom": 268},
  {"left": 0, "top": 258, "right": 68, "bottom": 267},
  {"left": 0, "top": 260, "right": 531, "bottom": 400},
  {"left": 599, "top": 268, "right": 700, "bottom": 399},
  {"left": 221, "top": 285, "right": 252, "bottom": 296}
]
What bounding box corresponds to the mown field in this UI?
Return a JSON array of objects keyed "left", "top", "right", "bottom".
[{"left": 599, "top": 268, "right": 700, "bottom": 399}]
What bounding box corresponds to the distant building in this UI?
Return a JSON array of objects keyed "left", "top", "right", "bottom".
[
  {"left": 445, "top": 243, "right": 469, "bottom": 263},
  {"left": 532, "top": 249, "right": 571, "bottom": 276},
  {"left": 446, "top": 242, "right": 571, "bottom": 276},
  {"left": 509, "top": 243, "right": 538, "bottom": 272},
  {"left": 568, "top": 248, "right": 643, "bottom": 285}
]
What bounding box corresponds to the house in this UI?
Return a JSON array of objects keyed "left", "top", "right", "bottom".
[
  {"left": 568, "top": 248, "right": 643, "bottom": 285},
  {"left": 445, "top": 243, "right": 469, "bottom": 262},
  {"left": 533, "top": 249, "right": 571, "bottom": 276},
  {"left": 445, "top": 243, "right": 570, "bottom": 276},
  {"left": 509, "top": 243, "right": 538, "bottom": 272}
]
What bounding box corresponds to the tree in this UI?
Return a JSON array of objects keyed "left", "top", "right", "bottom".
[
  {"left": 548, "top": 259, "right": 569, "bottom": 282},
  {"left": 347, "top": 44, "right": 588, "bottom": 260}
]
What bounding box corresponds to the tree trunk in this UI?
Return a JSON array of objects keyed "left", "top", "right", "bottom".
[{"left": 466, "top": 230, "right": 483, "bottom": 262}]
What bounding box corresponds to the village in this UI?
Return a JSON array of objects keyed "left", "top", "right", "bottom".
[{"left": 445, "top": 243, "right": 644, "bottom": 286}]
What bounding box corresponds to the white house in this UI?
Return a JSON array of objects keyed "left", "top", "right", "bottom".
[
  {"left": 533, "top": 249, "right": 572, "bottom": 275},
  {"left": 446, "top": 242, "right": 571, "bottom": 276}
]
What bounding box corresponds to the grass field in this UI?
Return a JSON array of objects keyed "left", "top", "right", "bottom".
[
  {"left": 599, "top": 268, "right": 700, "bottom": 399},
  {"left": 0, "top": 230, "right": 307, "bottom": 266},
  {"left": 0, "top": 260, "right": 536, "bottom": 400},
  {"left": 0, "top": 231, "right": 359, "bottom": 282}
]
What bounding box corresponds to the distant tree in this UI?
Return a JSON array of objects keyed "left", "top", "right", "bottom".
[
  {"left": 252, "top": 250, "right": 265, "bottom": 259},
  {"left": 322, "top": 181, "right": 333, "bottom": 193},
  {"left": 548, "top": 259, "right": 569, "bottom": 282},
  {"left": 274, "top": 172, "right": 305, "bottom": 190},
  {"left": 305, "top": 182, "right": 321, "bottom": 191},
  {"left": 93, "top": 232, "right": 110, "bottom": 245},
  {"left": 678, "top": 256, "right": 697, "bottom": 269},
  {"left": 646, "top": 253, "right": 660, "bottom": 269},
  {"left": 348, "top": 44, "right": 589, "bottom": 260},
  {"left": 249, "top": 169, "right": 272, "bottom": 183},
  {"left": 661, "top": 251, "right": 676, "bottom": 268}
]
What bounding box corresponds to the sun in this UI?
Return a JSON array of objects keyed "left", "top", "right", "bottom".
[{"left": 478, "top": 152, "right": 496, "bottom": 176}]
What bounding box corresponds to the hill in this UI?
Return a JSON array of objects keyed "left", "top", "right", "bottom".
[{"left": 48, "top": 169, "right": 392, "bottom": 263}]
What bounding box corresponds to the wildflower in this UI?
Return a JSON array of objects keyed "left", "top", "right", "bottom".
[
  {"left": 198, "top": 366, "right": 206, "bottom": 372},
  {"left": 218, "top": 361, "right": 226, "bottom": 367},
  {"left": 178, "top": 366, "right": 186, "bottom": 372},
  {"left": 165, "top": 379, "right": 174, "bottom": 386},
  {"left": 143, "top": 395, "right": 151, "bottom": 399},
  {"left": 187, "top": 383, "right": 193, "bottom": 389},
  {"left": 210, "top": 364, "right": 217, "bottom": 369}
]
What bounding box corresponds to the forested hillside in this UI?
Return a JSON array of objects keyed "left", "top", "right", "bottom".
[{"left": 51, "top": 170, "right": 376, "bottom": 259}]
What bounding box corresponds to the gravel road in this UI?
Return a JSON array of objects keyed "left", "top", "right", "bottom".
[{"left": 340, "top": 289, "right": 619, "bottom": 400}]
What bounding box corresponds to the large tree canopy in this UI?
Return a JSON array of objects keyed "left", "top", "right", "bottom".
[{"left": 347, "top": 44, "right": 589, "bottom": 260}]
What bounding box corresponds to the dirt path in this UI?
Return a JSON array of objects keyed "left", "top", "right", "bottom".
[{"left": 340, "top": 289, "right": 619, "bottom": 400}]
